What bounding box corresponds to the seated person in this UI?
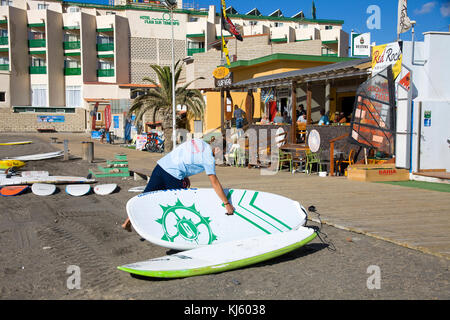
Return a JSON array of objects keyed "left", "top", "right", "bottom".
[
  {"left": 318, "top": 109, "right": 330, "bottom": 126},
  {"left": 273, "top": 112, "right": 284, "bottom": 124},
  {"left": 260, "top": 113, "right": 270, "bottom": 124},
  {"left": 282, "top": 111, "right": 291, "bottom": 124},
  {"left": 297, "top": 114, "right": 307, "bottom": 123},
  {"left": 339, "top": 112, "right": 347, "bottom": 123}
]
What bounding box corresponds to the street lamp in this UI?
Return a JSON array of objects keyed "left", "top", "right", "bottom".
[{"left": 163, "top": 0, "right": 177, "bottom": 150}]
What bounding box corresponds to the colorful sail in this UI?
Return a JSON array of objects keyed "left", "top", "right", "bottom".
[{"left": 349, "top": 65, "right": 397, "bottom": 156}]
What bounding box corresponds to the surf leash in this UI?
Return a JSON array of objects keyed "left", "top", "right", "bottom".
[{"left": 307, "top": 206, "right": 336, "bottom": 252}]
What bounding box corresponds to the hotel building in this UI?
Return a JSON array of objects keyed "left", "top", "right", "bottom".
[{"left": 0, "top": 0, "right": 350, "bottom": 136}]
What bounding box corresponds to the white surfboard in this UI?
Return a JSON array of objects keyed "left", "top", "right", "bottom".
[
  {"left": 128, "top": 186, "right": 145, "bottom": 193},
  {"left": 127, "top": 188, "right": 308, "bottom": 251},
  {"left": 0, "top": 176, "right": 96, "bottom": 187},
  {"left": 2, "top": 151, "right": 64, "bottom": 161},
  {"left": 118, "top": 226, "right": 317, "bottom": 278},
  {"left": 93, "top": 183, "right": 117, "bottom": 195},
  {"left": 66, "top": 184, "right": 91, "bottom": 197},
  {"left": 31, "top": 183, "right": 56, "bottom": 196},
  {"left": 21, "top": 171, "right": 49, "bottom": 178}
]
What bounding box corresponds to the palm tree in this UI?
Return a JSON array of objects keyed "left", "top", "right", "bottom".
[{"left": 129, "top": 60, "right": 205, "bottom": 151}]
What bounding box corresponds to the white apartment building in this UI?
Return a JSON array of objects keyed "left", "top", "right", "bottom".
[{"left": 0, "top": 0, "right": 350, "bottom": 134}]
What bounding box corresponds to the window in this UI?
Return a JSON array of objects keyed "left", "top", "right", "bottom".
[
  {"left": 37, "top": 3, "right": 49, "bottom": 10},
  {"left": 31, "top": 57, "right": 46, "bottom": 67},
  {"left": 0, "top": 0, "right": 12, "bottom": 6},
  {"left": 189, "top": 17, "right": 199, "bottom": 22},
  {"left": 249, "top": 21, "right": 258, "bottom": 26},
  {"left": 0, "top": 29, "right": 7, "bottom": 37},
  {"left": 98, "top": 61, "right": 113, "bottom": 70},
  {"left": 96, "top": 112, "right": 102, "bottom": 121},
  {"left": 105, "top": 11, "right": 116, "bottom": 15},
  {"left": 65, "top": 86, "right": 81, "bottom": 107},
  {"left": 64, "top": 59, "right": 80, "bottom": 69},
  {"left": 31, "top": 84, "right": 47, "bottom": 107},
  {"left": 0, "top": 92, "right": 5, "bottom": 102},
  {"left": 29, "top": 31, "right": 45, "bottom": 40},
  {"left": 0, "top": 56, "right": 9, "bottom": 65},
  {"left": 97, "top": 36, "right": 114, "bottom": 44},
  {"left": 325, "top": 25, "right": 333, "bottom": 30},
  {"left": 274, "top": 22, "right": 284, "bottom": 27},
  {"left": 64, "top": 34, "right": 80, "bottom": 42},
  {"left": 67, "top": 6, "right": 80, "bottom": 13}
]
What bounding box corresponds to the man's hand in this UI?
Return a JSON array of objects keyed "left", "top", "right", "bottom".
[
  {"left": 208, "top": 174, "right": 234, "bottom": 216},
  {"left": 225, "top": 203, "right": 235, "bottom": 216}
]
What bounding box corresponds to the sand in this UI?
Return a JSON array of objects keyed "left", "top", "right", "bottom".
[{"left": 0, "top": 135, "right": 449, "bottom": 300}]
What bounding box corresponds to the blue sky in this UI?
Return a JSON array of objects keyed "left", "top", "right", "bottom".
[{"left": 71, "top": 0, "right": 450, "bottom": 45}]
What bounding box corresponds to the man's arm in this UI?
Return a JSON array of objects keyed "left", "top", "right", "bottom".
[{"left": 208, "top": 174, "right": 235, "bottom": 215}]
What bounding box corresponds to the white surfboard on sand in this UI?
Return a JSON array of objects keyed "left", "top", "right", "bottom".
[
  {"left": 21, "top": 171, "right": 49, "bottom": 178},
  {"left": 128, "top": 186, "right": 145, "bottom": 193},
  {"left": 2, "top": 151, "right": 64, "bottom": 161},
  {"left": 66, "top": 184, "right": 91, "bottom": 197},
  {"left": 0, "top": 176, "right": 96, "bottom": 187},
  {"left": 118, "top": 226, "right": 317, "bottom": 278},
  {"left": 93, "top": 183, "right": 117, "bottom": 195},
  {"left": 31, "top": 183, "right": 56, "bottom": 196},
  {"left": 126, "top": 188, "right": 308, "bottom": 251}
]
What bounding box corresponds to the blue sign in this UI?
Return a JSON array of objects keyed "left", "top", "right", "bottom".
[
  {"left": 113, "top": 116, "right": 119, "bottom": 129},
  {"left": 37, "top": 115, "right": 65, "bottom": 123}
]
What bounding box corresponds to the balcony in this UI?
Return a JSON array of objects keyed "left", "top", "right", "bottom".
[
  {"left": 97, "top": 69, "right": 114, "bottom": 77},
  {"left": 63, "top": 41, "right": 81, "bottom": 50},
  {"left": 0, "top": 64, "right": 9, "bottom": 71},
  {"left": 28, "top": 39, "right": 46, "bottom": 48},
  {"left": 0, "top": 37, "right": 8, "bottom": 45},
  {"left": 64, "top": 67, "right": 81, "bottom": 76},
  {"left": 96, "top": 43, "right": 114, "bottom": 52},
  {"left": 29, "top": 66, "right": 47, "bottom": 74},
  {"left": 187, "top": 48, "right": 205, "bottom": 56}
]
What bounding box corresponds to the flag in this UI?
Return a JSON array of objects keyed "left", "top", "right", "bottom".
[
  {"left": 220, "top": 0, "right": 243, "bottom": 41},
  {"left": 312, "top": 1, "right": 317, "bottom": 19},
  {"left": 221, "top": 36, "right": 231, "bottom": 66},
  {"left": 397, "top": 0, "right": 412, "bottom": 36}
]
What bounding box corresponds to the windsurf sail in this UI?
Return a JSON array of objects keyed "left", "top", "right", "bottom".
[{"left": 348, "top": 65, "right": 396, "bottom": 156}]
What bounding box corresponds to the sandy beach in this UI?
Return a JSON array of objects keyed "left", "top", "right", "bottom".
[{"left": 0, "top": 134, "right": 449, "bottom": 300}]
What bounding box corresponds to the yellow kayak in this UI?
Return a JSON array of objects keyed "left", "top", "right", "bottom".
[
  {"left": 0, "top": 160, "right": 26, "bottom": 170},
  {"left": 0, "top": 141, "right": 33, "bottom": 146}
]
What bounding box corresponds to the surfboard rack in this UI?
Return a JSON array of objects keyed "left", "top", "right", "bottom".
[{"left": 89, "top": 154, "right": 130, "bottom": 178}]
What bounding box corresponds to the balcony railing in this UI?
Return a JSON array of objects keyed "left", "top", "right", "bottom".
[
  {"left": 29, "top": 66, "right": 47, "bottom": 74},
  {"left": 63, "top": 41, "right": 81, "bottom": 50},
  {"left": 0, "top": 64, "right": 9, "bottom": 71},
  {"left": 97, "top": 69, "right": 114, "bottom": 77},
  {"left": 96, "top": 43, "right": 114, "bottom": 51},
  {"left": 64, "top": 67, "right": 81, "bottom": 76},
  {"left": 0, "top": 37, "right": 8, "bottom": 45},
  {"left": 187, "top": 48, "right": 205, "bottom": 56},
  {"left": 28, "top": 39, "right": 46, "bottom": 48}
]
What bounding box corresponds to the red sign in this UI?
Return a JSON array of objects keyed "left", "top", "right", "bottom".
[
  {"left": 399, "top": 72, "right": 411, "bottom": 91},
  {"left": 104, "top": 104, "right": 112, "bottom": 130}
]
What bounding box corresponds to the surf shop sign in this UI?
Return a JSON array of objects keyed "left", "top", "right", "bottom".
[
  {"left": 213, "top": 66, "right": 233, "bottom": 88},
  {"left": 140, "top": 13, "right": 180, "bottom": 26},
  {"left": 371, "top": 42, "right": 403, "bottom": 79}
]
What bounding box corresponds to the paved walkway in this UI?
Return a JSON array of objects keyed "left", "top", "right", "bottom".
[{"left": 22, "top": 132, "right": 450, "bottom": 260}]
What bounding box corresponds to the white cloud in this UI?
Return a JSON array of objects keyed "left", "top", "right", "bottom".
[
  {"left": 440, "top": 2, "right": 450, "bottom": 17},
  {"left": 414, "top": 1, "right": 437, "bottom": 15}
]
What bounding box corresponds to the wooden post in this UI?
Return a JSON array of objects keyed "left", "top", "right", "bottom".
[
  {"left": 291, "top": 81, "right": 297, "bottom": 144},
  {"left": 306, "top": 83, "right": 312, "bottom": 125},
  {"left": 63, "top": 139, "right": 69, "bottom": 161}
]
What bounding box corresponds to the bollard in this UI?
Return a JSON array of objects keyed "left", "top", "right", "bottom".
[
  {"left": 81, "top": 141, "right": 94, "bottom": 163},
  {"left": 63, "top": 139, "right": 69, "bottom": 161}
]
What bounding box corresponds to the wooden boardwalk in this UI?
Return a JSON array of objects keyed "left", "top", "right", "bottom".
[{"left": 32, "top": 133, "right": 450, "bottom": 260}]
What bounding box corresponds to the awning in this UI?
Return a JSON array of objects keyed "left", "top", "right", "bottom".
[{"left": 229, "top": 57, "right": 372, "bottom": 90}]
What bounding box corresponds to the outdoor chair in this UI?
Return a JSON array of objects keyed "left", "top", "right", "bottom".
[
  {"left": 235, "top": 147, "right": 247, "bottom": 168},
  {"left": 335, "top": 149, "right": 355, "bottom": 175},
  {"left": 278, "top": 149, "right": 293, "bottom": 172},
  {"left": 292, "top": 150, "right": 306, "bottom": 173},
  {"left": 305, "top": 149, "right": 328, "bottom": 174}
]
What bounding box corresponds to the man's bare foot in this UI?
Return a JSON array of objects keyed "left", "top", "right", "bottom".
[{"left": 122, "top": 221, "right": 132, "bottom": 232}]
